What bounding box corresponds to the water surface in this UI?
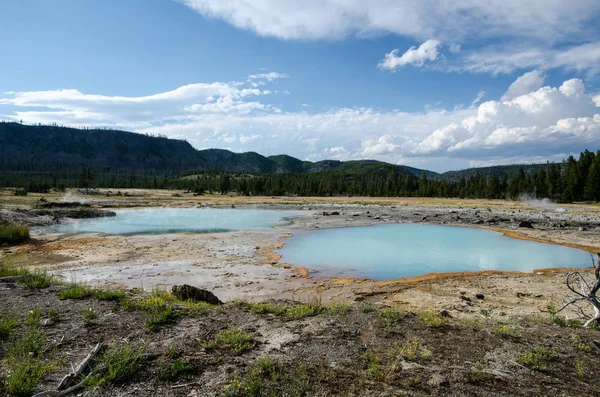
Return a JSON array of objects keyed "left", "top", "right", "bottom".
[
  {"left": 42, "top": 208, "right": 298, "bottom": 235},
  {"left": 278, "top": 224, "right": 592, "bottom": 279}
]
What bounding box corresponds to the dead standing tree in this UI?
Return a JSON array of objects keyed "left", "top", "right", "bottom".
[{"left": 556, "top": 252, "right": 600, "bottom": 328}]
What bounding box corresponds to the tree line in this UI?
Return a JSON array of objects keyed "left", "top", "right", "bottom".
[{"left": 1, "top": 150, "right": 599, "bottom": 203}]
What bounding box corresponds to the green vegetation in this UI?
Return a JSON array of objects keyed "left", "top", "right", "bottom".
[
  {"left": 250, "top": 302, "right": 287, "bottom": 315},
  {"left": 517, "top": 347, "right": 556, "bottom": 371},
  {"left": 576, "top": 360, "right": 585, "bottom": 377},
  {"left": 159, "top": 358, "right": 194, "bottom": 382},
  {"left": 82, "top": 305, "right": 99, "bottom": 324},
  {"left": 1, "top": 308, "right": 62, "bottom": 396},
  {"left": 0, "top": 222, "right": 29, "bottom": 245},
  {"left": 58, "top": 283, "right": 126, "bottom": 302},
  {"left": 0, "top": 313, "right": 18, "bottom": 338},
  {"left": 202, "top": 328, "right": 255, "bottom": 354},
  {"left": 223, "top": 357, "right": 308, "bottom": 397},
  {"left": 58, "top": 283, "right": 94, "bottom": 300},
  {"left": 491, "top": 323, "right": 518, "bottom": 338},
  {"left": 360, "top": 304, "right": 377, "bottom": 313},
  {"left": 394, "top": 339, "right": 431, "bottom": 361},
  {"left": 249, "top": 300, "right": 325, "bottom": 319},
  {"left": 19, "top": 269, "right": 57, "bottom": 289},
  {"left": 328, "top": 302, "right": 351, "bottom": 314},
  {"left": 378, "top": 307, "right": 408, "bottom": 331},
  {"left": 417, "top": 311, "right": 445, "bottom": 328},
  {"left": 548, "top": 303, "right": 583, "bottom": 328},
  {"left": 0, "top": 265, "right": 27, "bottom": 278},
  {"left": 83, "top": 343, "right": 145, "bottom": 389}
]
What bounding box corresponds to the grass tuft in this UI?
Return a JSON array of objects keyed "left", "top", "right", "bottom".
[
  {"left": 0, "top": 222, "right": 29, "bottom": 245},
  {"left": 0, "top": 313, "right": 19, "bottom": 339},
  {"left": 202, "top": 328, "right": 255, "bottom": 354},
  {"left": 517, "top": 346, "right": 555, "bottom": 371},
  {"left": 19, "top": 269, "right": 57, "bottom": 289},
  {"left": 159, "top": 358, "right": 194, "bottom": 382},
  {"left": 83, "top": 343, "right": 145, "bottom": 389},
  {"left": 223, "top": 357, "right": 308, "bottom": 397},
  {"left": 2, "top": 308, "right": 61, "bottom": 396}
]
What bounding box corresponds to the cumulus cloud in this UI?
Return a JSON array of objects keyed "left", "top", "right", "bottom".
[
  {"left": 415, "top": 77, "right": 600, "bottom": 158},
  {"left": 1, "top": 73, "right": 599, "bottom": 172},
  {"left": 178, "top": 0, "right": 598, "bottom": 43},
  {"left": 379, "top": 40, "right": 441, "bottom": 71}
]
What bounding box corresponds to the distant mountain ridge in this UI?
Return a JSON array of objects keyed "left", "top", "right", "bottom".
[
  {"left": 0, "top": 122, "right": 439, "bottom": 177},
  {"left": 0, "top": 122, "right": 550, "bottom": 179}
]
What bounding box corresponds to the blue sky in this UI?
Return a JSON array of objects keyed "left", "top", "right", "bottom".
[{"left": 1, "top": 0, "right": 599, "bottom": 172}]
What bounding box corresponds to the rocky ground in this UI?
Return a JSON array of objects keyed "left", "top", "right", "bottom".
[
  {"left": 1, "top": 190, "right": 600, "bottom": 395},
  {"left": 0, "top": 280, "right": 599, "bottom": 396}
]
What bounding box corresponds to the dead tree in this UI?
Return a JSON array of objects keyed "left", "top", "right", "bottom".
[{"left": 556, "top": 252, "right": 600, "bottom": 328}]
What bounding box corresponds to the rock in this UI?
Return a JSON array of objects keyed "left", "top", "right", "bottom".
[
  {"left": 518, "top": 220, "right": 534, "bottom": 228},
  {"left": 578, "top": 226, "right": 587, "bottom": 231},
  {"left": 231, "top": 204, "right": 236, "bottom": 209},
  {"left": 459, "top": 291, "right": 467, "bottom": 295},
  {"left": 171, "top": 284, "right": 222, "bottom": 305},
  {"left": 475, "top": 293, "right": 485, "bottom": 300},
  {"left": 322, "top": 211, "right": 330, "bottom": 216},
  {"left": 459, "top": 295, "right": 471, "bottom": 302},
  {"left": 516, "top": 292, "right": 531, "bottom": 298},
  {"left": 330, "top": 211, "right": 340, "bottom": 216},
  {"left": 473, "top": 219, "right": 484, "bottom": 225},
  {"left": 439, "top": 310, "right": 453, "bottom": 318}
]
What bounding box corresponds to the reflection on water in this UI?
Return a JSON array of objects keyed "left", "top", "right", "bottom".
[
  {"left": 42, "top": 208, "right": 299, "bottom": 235},
  {"left": 278, "top": 224, "right": 592, "bottom": 280}
]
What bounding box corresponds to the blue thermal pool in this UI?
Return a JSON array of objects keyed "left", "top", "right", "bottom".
[
  {"left": 276, "top": 224, "right": 592, "bottom": 279},
  {"left": 41, "top": 208, "right": 298, "bottom": 235}
]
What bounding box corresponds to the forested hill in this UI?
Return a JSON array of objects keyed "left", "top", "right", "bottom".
[
  {"left": 0, "top": 122, "right": 434, "bottom": 177},
  {"left": 440, "top": 164, "right": 549, "bottom": 182}
]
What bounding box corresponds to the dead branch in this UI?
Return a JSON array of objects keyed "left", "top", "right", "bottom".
[
  {"left": 559, "top": 252, "right": 600, "bottom": 328},
  {"left": 57, "top": 342, "right": 103, "bottom": 390},
  {"left": 32, "top": 347, "right": 160, "bottom": 397}
]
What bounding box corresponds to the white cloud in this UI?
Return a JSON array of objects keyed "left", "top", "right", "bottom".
[
  {"left": 248, "top": 72, "right": 289, "bottom": 81},
  {"left": 415, "top": 77, "right": 600, "bottom": 158},
  {"left": 178, "top": 0, "right": 598, "bottom": 43},
  {"left": 470, "top": 91, "right": 486, "bottom": 108},
  {"left": 379, "top": 40, "right": 441, "bottom": 71},
  {"left": 449, "top": 44, "right": 461, "bottom": 53},
  {"left": 452, "top": 42, "right": 600, "bottom": 75},
  {"left": 501, "top": 70, "right": 545, "bottom": 101},
  {"left": 1, "top": 73, "right": 599, "bottom": 172}
]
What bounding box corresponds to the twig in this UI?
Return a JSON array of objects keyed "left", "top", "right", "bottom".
[{"left": 170, "top": 382, "right": 200, "bottom": 389}]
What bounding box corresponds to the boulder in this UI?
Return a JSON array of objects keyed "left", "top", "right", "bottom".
[
  {"left": 171, "top": 284, "right": 222, "bottom": 305},
  {"left": 518, "top": 220, "right": 534, "bottom": 228},
  {"left": 475, "top": 293, "right": 485, "bottom": 300}
]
